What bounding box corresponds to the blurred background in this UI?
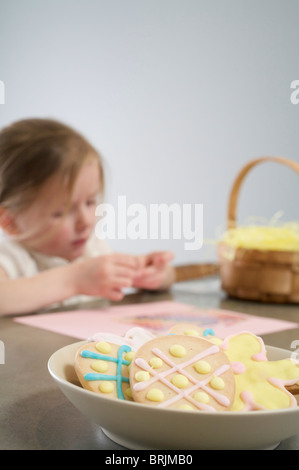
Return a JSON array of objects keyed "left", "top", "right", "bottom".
[{"left": 0, "top": 0, "right": 298, "bottom": 264}]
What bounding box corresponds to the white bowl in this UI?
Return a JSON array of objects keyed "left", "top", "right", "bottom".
[{"left": 48, "top": 341, "right": 299, "bottom": 450}]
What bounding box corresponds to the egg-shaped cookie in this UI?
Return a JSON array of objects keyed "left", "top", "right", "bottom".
[
  {"left": 75, "top": 341, "right": 134, "bottom": 401},
  {"left": 130, "top": 335, "right": 235, "bottom": 411}
]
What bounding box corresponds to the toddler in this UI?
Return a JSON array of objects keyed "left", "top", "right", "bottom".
[{"left": 0, "top": 118, "right": 174, "bottom": 315}]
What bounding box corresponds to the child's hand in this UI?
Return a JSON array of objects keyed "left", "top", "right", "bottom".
[
  {"left": 133, "top": 251, "right": 175, "bottom": 291},
  {"left": 74, "top": 253, "right": 138, "bottom": 301}
]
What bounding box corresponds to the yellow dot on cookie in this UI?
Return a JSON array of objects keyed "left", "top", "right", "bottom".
[
  {"left": 193, "top": 391, "right": 210, "bottom": 404},
  {"left": 125, "top": 387, "right": 133, "bottom": 399},
  {"left": 194, "top": 360, "right": 211, "bottom": 374},
  {"left": 96, "top": 342, "right": 111, "bottom": 354},
  {"left": 184, "top": 329, "right": 199, "bottom": 336},
  {"left": 135, "top": 371, "right": 150, "bottom": 382},
  {"left": 91, "top": 360, "right": 108, "bottom": 373},
  {"left": 169, "top": 344, "right": 186, "bottom": 358},
  {"left": 149, "top": 357, "right": 163, "bottom": 369},
  {"left": 99, "top": 381, "right": 114, "bottom": 393},
  {"left": 171, "top": 374, "right": 189, "bottom": 388},
  {"left": 178, "top": 404, "right": 194, "bottom": 410},
  {"left": 210, "top": 376, "right": 225, "bottom": 390},
  {"left": 146, "top": 388, "right": 164, "bottom": 402},
  {"left": 124, "top": 351, "right": 134, "bottom": 362}
]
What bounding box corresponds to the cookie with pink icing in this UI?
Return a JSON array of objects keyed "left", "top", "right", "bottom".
[
  {"left": 220, "top": 331, "right": 299, "bottom": 411},
  {"left": 75, "top": 341, "right": 134, "bottom": 401},
  {"left": 129, "top": 335, "right": 235, "bottom": 411}
]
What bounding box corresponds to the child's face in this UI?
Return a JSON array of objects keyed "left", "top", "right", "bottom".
[{"left": 13, "top": 158, "right": 101, "bottom": 261}]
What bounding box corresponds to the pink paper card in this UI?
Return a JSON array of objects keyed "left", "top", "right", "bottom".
[{"left": 14, "top": 300, "right": 298, "bottom": 340}]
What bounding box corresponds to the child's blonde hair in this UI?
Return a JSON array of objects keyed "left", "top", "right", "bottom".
[{"left": 0, "top": 118, "right": 105, "bottom": 216}]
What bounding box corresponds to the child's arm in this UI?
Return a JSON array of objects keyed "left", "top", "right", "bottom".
[{"left": 0, "top": 253, "right": 138, "bottom": 315}]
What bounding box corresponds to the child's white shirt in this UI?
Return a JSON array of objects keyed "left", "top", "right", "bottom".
[{"left": 0, "top": 232, "right": 112, "bottom": 309}]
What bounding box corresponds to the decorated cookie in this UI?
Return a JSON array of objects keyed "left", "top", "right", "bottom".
[
  {"left": 168, "top": 323, "right": 223, "bottom": 345},
  {"left": 90, "top": 327, "right": 156, "bottom": 351},
  {"left": 129, "top": 335, "right": 235, "bottom": 411},
  {"left": 220, "top": 331, "right": 299, "bottom": 411},
  {"left": 124, "top": 327, "right": 157, "bottom": 348},
  {"left": 75, "top": 341, "right": 134, "bottom": 401}
]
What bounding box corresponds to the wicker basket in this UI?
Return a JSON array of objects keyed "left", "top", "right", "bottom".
[{"left": 218, "top": 156, "right": 299, "bottom": 303}]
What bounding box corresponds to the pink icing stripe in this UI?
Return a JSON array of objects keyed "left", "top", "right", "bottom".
[
  {"left": 252, "top": 351, "right": 268, "bottom": 361},
  {"left": 156, "top": 364, "right": 231, "bottom": 410},
  {"left": 152, "top": 345, "right": 220, "bottom": 384},
  {"left": 134, "top": 345, "right": 232, "bottom": 411},
  {"left": 231, "top": 361, "right": 246, "bottom": 374},
  {"left": 240, "top": 391, "right": 266, "bottom": 411},
  {"left": 134, "top": 344, "right": 219, "bottom": 391}
]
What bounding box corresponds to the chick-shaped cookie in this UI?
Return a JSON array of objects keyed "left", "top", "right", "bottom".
[
  {"left": 130, "top": 335, "right": 235, "bottom": 411},
  {"left": 220, "top": 331, "right": 299, "bottom": 411},
  {"left": 75, "top": 341, "right": 134, "bottom": 401}
]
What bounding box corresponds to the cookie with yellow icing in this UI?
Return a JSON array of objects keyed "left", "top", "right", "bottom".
[
  {"left": 220, "top": 331, "right": 299, "bottom": 411},
  {"left": 129, "top": 335, "right": 235, "bottom": 411},
  {"left": 75, "top": 341, "right": 134, "bottom": 401}
]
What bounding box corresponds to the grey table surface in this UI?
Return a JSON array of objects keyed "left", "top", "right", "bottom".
[{"left": 1, "top": 276, "right": 299, "bottom": 450}]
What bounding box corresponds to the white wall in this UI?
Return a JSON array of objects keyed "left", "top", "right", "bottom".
[{"left": 1, "top": 0, "right": 299, "bottom": 264}]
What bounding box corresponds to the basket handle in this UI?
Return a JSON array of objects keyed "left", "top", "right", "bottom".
[{"left": 227, "top": 156, "right": 299, "bottom": 229}]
